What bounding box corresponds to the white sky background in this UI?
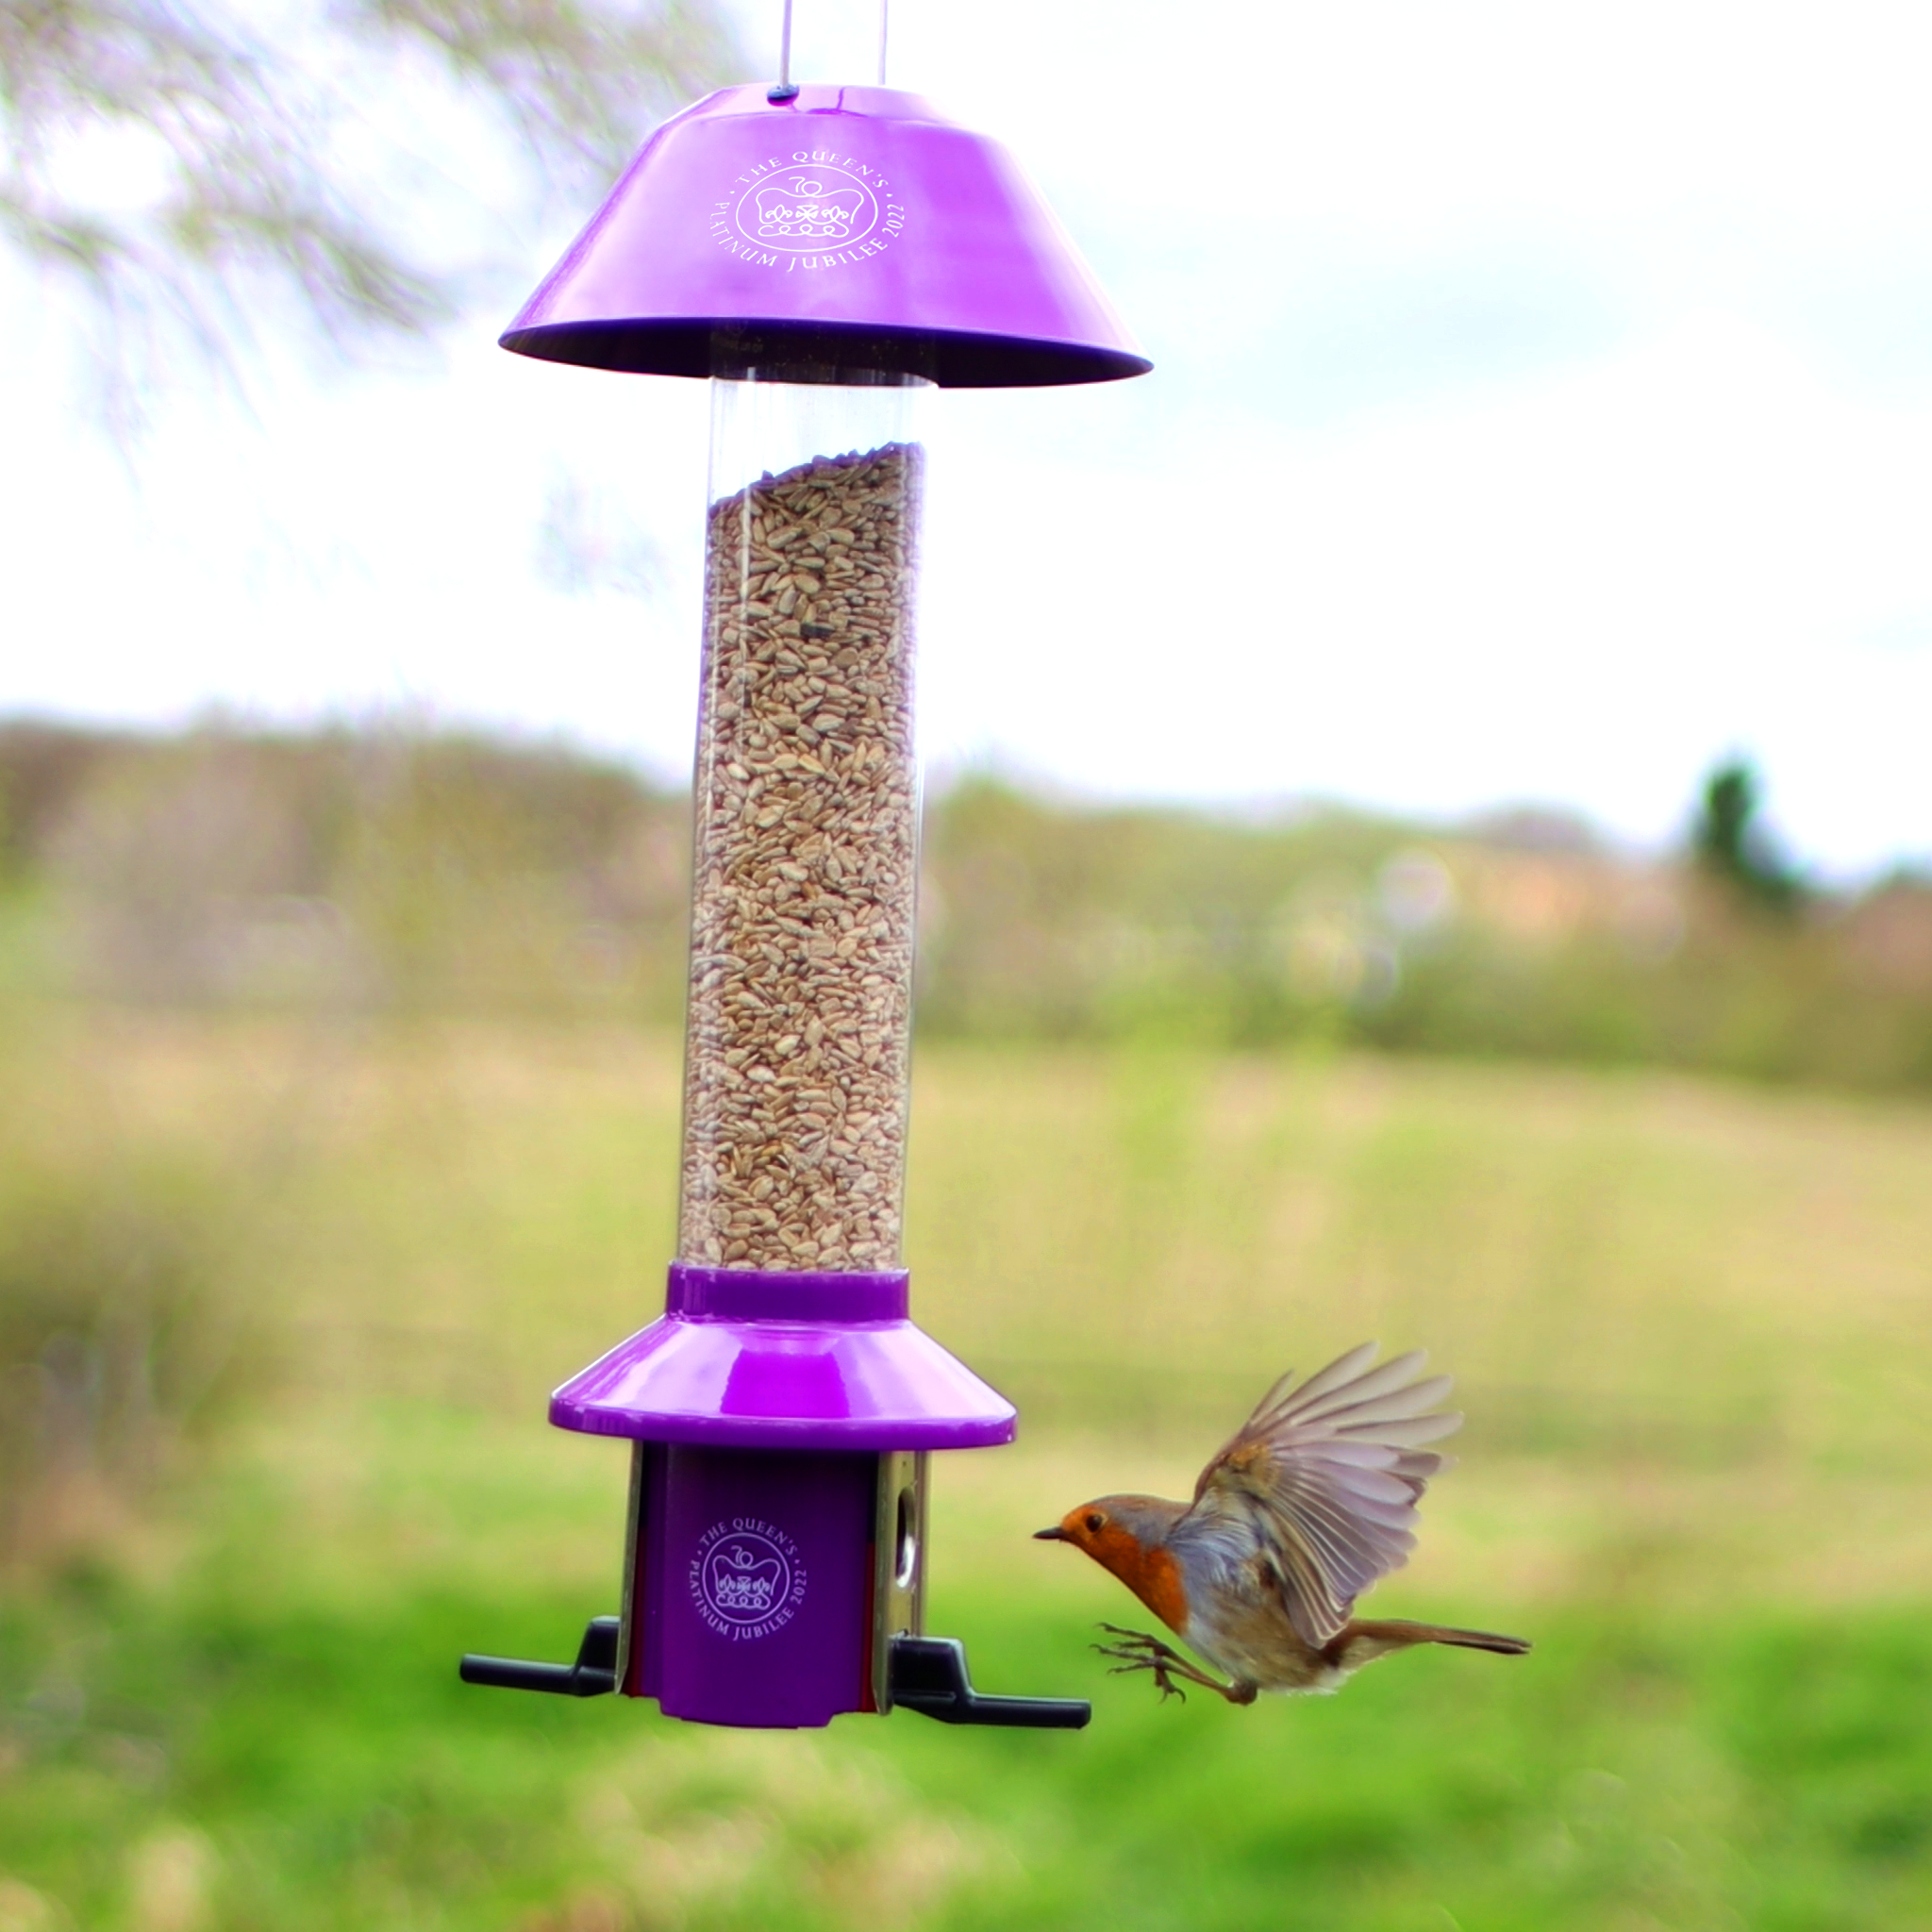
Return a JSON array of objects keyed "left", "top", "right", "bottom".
[{"left": 3, "top": 1, "right": 1930, "bottom": 880}]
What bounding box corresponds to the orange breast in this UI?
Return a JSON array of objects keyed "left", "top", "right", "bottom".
[{"left": 1089, "top": 1528, "right": 1190, "bottom": 1635}]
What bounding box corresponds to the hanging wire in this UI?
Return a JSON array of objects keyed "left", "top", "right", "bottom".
[
  {"left": 772, "top": 0, "right": 886, "bottom": 97},
  {"left": 769, "top": 0, "right": 800, "bottom": 100}
]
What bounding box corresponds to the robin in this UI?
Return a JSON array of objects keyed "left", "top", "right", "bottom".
[{"left": 1035, "top": 1341, "right": 1529, "bottom": 1703}]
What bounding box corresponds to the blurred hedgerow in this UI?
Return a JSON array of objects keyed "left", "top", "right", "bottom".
[{"left": 3, "top": 722, "right": 1930, "bottom": 1091}]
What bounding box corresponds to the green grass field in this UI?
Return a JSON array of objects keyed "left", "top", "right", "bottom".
[{"left": 4, "top": 1015, "right": 1932, "bottom": 1928}]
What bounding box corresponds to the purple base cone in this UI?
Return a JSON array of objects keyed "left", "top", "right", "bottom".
[{"left": 549, "top": 1266, "right": 1016, "bottom": 1450}]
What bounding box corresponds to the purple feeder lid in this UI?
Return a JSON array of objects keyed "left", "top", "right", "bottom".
[
  {"left": 502, "top": 83, "right": 1149, "bottom": 387},
  {"left": 550, "top": 1266, "right": 1018, "bottom": 1450}
]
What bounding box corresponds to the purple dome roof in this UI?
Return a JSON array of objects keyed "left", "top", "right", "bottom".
[{"left": 502, "top": 83, "right": 1149, "bottom": 388}]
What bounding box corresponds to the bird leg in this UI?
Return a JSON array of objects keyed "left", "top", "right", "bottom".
[{"left": 1092, "top": 1624, "right": 1256, "bottom": 1705}]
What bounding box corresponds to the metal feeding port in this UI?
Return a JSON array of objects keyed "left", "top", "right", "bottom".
[{"left": 462, "top": 32, "right": 1145, "bottom": 1733}]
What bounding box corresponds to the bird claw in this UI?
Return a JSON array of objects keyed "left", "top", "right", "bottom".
[
  {"left": 1094, "top": 1642, "right": 1189, "bottom": 1702},
  {"left": 1096, "top": 1622, "right": 1171, "bottom": 1651},
  {"left": 1091, "top": 1624, "right": 1239, "bottom": 1705},
  {"left": 1090, "top": 1623, "right": 1252, "bottom": 1700}
]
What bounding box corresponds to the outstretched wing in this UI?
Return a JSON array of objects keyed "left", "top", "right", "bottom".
[{"left": 1182, "top": 1343, "right": 1462, "bottom": 1648}]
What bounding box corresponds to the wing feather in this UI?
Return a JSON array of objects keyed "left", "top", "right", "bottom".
[
  {"left": 1353, "top": 1412, "right": 1464, "bottom": 1448},
  {"left": 1300, "top": 1372, "right": 1454, "bottom": 1425},
  {"left": 1289, "top": 1349, "right": 1431, "bottom": 1415},
  {"left": 1259, "top": 1341, "right": 1379, "bottom": 1411},
  {"left": 1178, "top": 1342, "right": 1462, "bottom": 1647}
]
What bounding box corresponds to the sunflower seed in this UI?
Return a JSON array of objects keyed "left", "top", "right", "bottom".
[{"left": 677, "top": 441, "right": 922, "bottom": 1272}]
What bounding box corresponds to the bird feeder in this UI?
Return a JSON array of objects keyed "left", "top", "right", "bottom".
[{"left": 460, "top": 60, "right": 1146, "bottom": 1730}]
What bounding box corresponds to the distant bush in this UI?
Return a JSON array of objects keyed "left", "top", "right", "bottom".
[{"left": 1692, "top": 758, "right": 1804, "bottom": 915}]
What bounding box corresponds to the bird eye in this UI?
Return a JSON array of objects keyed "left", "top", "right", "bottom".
[{"left": 1084, "top": 1511, "right": 1105, "bottom": 1534}]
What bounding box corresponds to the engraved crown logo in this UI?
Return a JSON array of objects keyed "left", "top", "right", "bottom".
[
  {"left": 707, "top": 1543, "right": 781, "bottom": 1612},
  {"left": 753, "top": 176, "right": 866, "bottom": 242}
]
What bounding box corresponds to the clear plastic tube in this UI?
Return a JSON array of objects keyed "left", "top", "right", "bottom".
[{"left": 676, "top": 371, "right": 927, "bottom": 1271}]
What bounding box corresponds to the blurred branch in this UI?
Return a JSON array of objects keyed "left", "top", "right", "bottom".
[{"left": 0, "top": 0, "right": 740, "bottom": 420}]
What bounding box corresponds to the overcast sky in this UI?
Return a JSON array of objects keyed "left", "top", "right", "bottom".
[{"left": 4, "top": 0, "right": 1930, "bottom": 880}]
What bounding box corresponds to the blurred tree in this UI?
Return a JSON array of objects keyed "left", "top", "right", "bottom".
[
  {"left": 1692, "top": 758, "right": 1802, "bottom": 914},
  {"left": 0, "top": 1, "right": 739, "bottom": 414}
]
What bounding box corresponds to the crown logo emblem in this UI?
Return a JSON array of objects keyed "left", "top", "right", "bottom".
[
  {"left": 718, "top": 157, "right": 898, "bottom": 268},
  {"left": 753, "top": 176, "right": 867, "bottom": 242},
  {"left": 692, "top": 1521, "right": 802, "bottom": 1635},
  {"left": 706, "top": 1544, "right": 781, "bottom": 1612}
]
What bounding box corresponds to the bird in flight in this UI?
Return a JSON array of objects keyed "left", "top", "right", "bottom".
[{"left": 1035, "top": 1342, "right": 1529, "bottom": 1704}]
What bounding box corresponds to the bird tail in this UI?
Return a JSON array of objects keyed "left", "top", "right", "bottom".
[{"left": 1337, "top": 1619, "right": 1531, "bottom": 1665}]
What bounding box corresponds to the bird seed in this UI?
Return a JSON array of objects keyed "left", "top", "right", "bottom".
[{"left": 676, "top": 441, "right": 922, "bottom": 1272}]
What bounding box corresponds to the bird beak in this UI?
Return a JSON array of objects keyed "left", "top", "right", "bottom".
[{"left": 1033, "top": 1525, "right": 1070, "bottom": 1541}]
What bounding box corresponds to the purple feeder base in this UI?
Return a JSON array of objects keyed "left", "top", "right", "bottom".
[
  {"left": 555, "top": 1267, "right": 1011, "bottom": 1726},
  {"left": 630, "top": 1441, "right": 879, "bottom": 1727},
  {"left": 463, "top": 1268, "right": 1083, "bottom": 1729}
]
